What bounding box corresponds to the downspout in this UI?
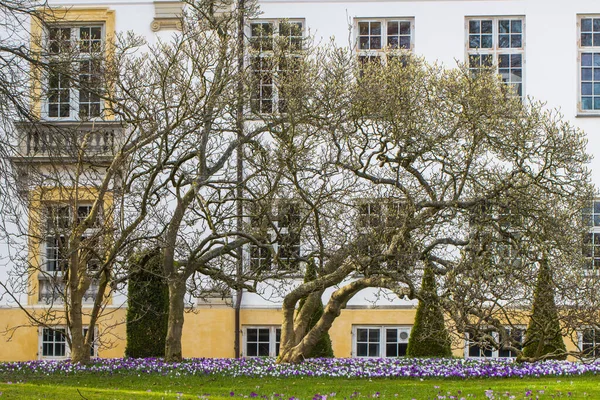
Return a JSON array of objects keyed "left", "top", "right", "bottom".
[{"left": 234, "top": 0, "right": 246, "bottom": 359}]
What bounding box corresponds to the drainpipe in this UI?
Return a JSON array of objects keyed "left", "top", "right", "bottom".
[{"left": 234, "top": 0, "right": 246, "bottom": 359}]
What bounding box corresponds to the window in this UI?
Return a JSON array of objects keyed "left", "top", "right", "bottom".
[
  {"left": 581, "top": 328, "right": 600, "bottom": 358},
  {"left": 466, "top": 17, "right": 524, "bottom": 97},
  {"left": 583, "top": 200, "right": 600, "bottom": 270},
  {"left": 579, "top": 17, "right": 600, "bottom": 112},
  {"left": 355, "top": 18, "right": 414, "bottom": 66},
  {"left": 466, "top": 327, "right": 524, "bottom": 358},
  {"left": 39, "top": 326, "right": 98, "bottom": 359},
  {"left": 583, "top": 232, "right": 600, "bottom": 270},
  {"left": 249, "top": 20, "right": 304, "bottom": 114},
  {"left": 40, "top": 203, "right": 101, "bottom": 303},
  {"left": 45, "top": 25, "right": 104, "bottom": 119},
  {"left": 353, "top": 326, "right": 411, "bottom": 358},
  {"left": 41, "top": 327, "right": 67, "bottom": 358},
  {"left": 83, "top": 327, "right": 99, "bottom": 357},
  {"left": 247, "top": 201, "right": 302, "bottom": 272},
  {"left": 356, "top": 200, "right": 406, "bottom": 263},
  {"left": 244, "top": 326, "right": 280, "bottom": 357}
]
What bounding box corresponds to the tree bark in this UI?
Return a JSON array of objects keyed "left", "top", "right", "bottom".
[{"left": 165, "top": 280, "right": 186, "bottom": 362}]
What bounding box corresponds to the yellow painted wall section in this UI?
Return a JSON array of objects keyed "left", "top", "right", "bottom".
[
  {"left": 0, "top": 306, "right": 588, "bottom": 361},
  {"left": 182, "top": 308, "right": 236, "bottom": 358},
  {"left": 0, "top": 307, "right": 126, "bottom": 361}
]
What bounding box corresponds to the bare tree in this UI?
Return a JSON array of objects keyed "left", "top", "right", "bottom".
[{"left": 254, "top": 51, "right": 595, "bottom": 363}]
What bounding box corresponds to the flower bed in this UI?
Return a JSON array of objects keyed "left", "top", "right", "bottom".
[{"left": 1, "top": 357, "right": 599, "bottom": 379}]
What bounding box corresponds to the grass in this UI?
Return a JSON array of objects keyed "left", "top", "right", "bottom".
[{"left": 1, "top": 372, "right": 600, "bottom": 399}]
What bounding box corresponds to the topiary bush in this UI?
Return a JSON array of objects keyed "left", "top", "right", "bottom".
[
  {"left": 125, "top": 248, "right": 169, "bottom": 358},
  {"left": 406, "top": 266, "right": 452, "bottom": 358},
  {"left": 521, "top": 259, "right": 566, "bottom": 361}
]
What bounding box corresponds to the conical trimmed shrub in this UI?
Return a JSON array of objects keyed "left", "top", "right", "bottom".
[
  {"left": 521, "top": 259, "right": 566, "bottom": 360},
  {"left": 406, "top": 266, "right": 452, "bottom": 357}
]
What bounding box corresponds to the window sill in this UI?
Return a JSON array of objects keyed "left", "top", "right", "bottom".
[{"left": 576, "top": 113, "right": 600, "bottom": 118}]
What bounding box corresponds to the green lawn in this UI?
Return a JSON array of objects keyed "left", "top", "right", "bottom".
[{"left": 1, "top": 373, "right": 600, "bottom": 399}]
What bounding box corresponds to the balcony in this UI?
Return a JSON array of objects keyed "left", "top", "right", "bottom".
[{"left": 12, "top": 121, "right": 123, "bottom": 164}]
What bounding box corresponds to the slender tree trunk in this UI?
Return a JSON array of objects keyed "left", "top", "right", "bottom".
[
  {"left": 165, "top": 280, "right": 186, "bottom": 362},
  {"left": 69, "top": 289, "right": 89, "bottom": 363}
]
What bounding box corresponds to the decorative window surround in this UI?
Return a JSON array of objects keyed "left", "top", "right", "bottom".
[{"left": 151, "top": 1, "right": 183, "bottom": 32}]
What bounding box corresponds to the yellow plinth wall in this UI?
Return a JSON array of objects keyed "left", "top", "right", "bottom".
[{"left": 0, "top": 306, "right": 583, "bottom": 361}]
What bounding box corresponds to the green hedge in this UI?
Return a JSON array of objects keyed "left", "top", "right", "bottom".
[{"left": 125, "top": 249, "right": 169, "bottom": 358}]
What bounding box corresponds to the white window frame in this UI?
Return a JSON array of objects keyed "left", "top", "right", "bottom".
[
  {"left": 42, "top": 24, "right": 106, "bottom": 120},
  {"left": 40, "top": 203, "right": 102, "bottom": 303},
  {"left": 465, "top": 16, "right": 525, "bottom": 98},
  {"left": 582, "top": 200, "right": 600, "bottom": 271},
  {"left": 246, "top": 200, "right": 302, "bottom": 272},
  {"left": 354, "top": 18, "right": 415, "bottom": 64},
  {"left": 242, "top": 326, "right": 281, "bottom": 357},
  {"left": 579, "top": 327, "right": 600, "bottom": 359},
  {"left": 578, "top": 15, "right": 600, "bottom": 114},
  {"left": 38, "top": 326, "right": 99, "bottom": 360},
  {"left": 247, "top": 18, "right": 305, "bottom": 114},
  {"left": 351, "top": 325, "right": 411, "bottom": 358},
  {"left": 464, "top": 326, "right": 525, "bottom": 359}
]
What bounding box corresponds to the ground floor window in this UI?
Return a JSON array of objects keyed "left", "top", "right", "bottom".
[
  {"left": 243, "top": 326, "right": 280, "bottom": 357},
  {"left": 41, "top": 327, "right": 67, "bottom": 358},
  {"left": 581, "top": 328, "right": 600, "bottom": 358},
  {"left": 39, "top": 326, "right": 98, "bottom": 359},
  {"left": 466, "top": 327, "right": 524, "bottom": 358},
  {"left": 352, "top": 326, "right": 411, "bottom": 358}
]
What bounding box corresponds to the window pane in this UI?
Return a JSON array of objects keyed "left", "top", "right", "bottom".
[
  {"left": 258, "top": 342, "right": 269, "bottom": 356},
  {"left": 370, "top": 22, "right": 381, "bottom": 35},
  {"left": 481, "top": 35, "right": 493, "bottom": 48},
  {"left": 511, "top": 35, "right": 522, "bottom": 48},
  {"left": 359, "top": 22, "right": 369, "bottom": 35},
  {"left": 481, "top": 20, "right": 493, "bottom": 33},
  {"left": 369, "top": 329, "right": 380, "bottom": 341},
  {"left": 582, "top": 33, "right": 593, "bottom": 47},
  {"left": 258, "top": 328, "right": 270, "bottom": 342},
  {"left": 399, "top": 21, "right": 411, "bottom": 35},
  {"left": 582, "top": 19, "right": 593, "bottom": 32},
  {"left": 247, "top": 328, "right": 257, "bottom": 342},
  {"left": 398, "top": 343, "right": 408, "bottom": 356},
  {"left": 469, "top": 20, "right": 480, "bottom": 33},
  {"left": 357, "top": 343, "right": 368, "bottom": 357},
  {"left": 387, "top": 21, "right": 398, "bottom": 35},
  {"left": 368, "top": 343, "right": 379, "bottom": 357},
  {"left": 386, "top": 343, "right": 398, "bottom": 357},
  {"left": 357, "top": 329, "right": 368, "bottom": 342},
  {"left": 511, "top": 20, "right": 522, "bottom": 33}
]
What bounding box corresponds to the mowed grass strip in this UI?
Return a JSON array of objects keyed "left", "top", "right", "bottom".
[{"left": 1, "top": 373, "right": 600, "bottom": 399}]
